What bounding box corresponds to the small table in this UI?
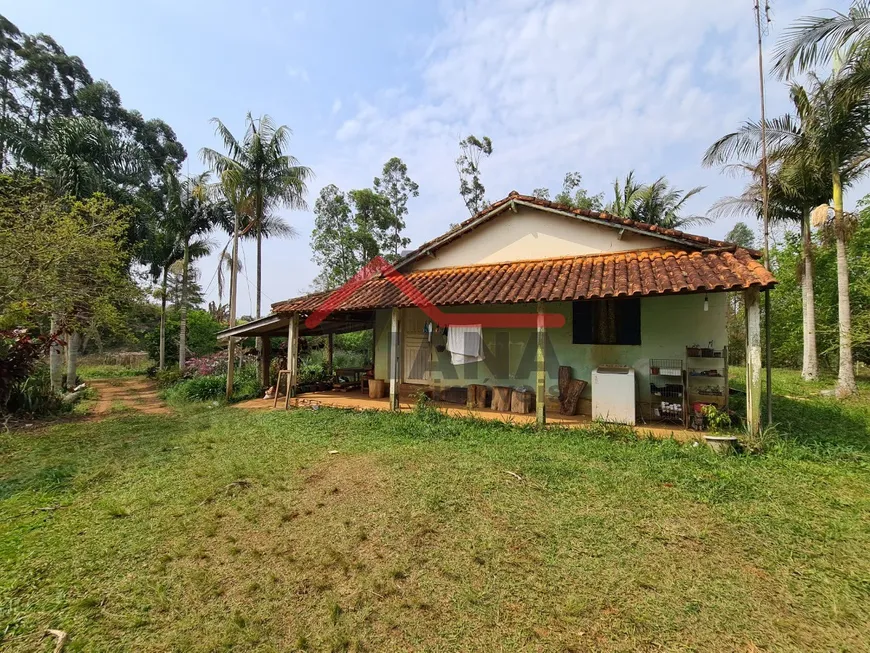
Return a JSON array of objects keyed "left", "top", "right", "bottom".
[{"left": 334, "top": 367, "right": 372, "bottom": 391}]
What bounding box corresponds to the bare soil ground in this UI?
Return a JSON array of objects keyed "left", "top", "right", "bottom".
[{"left": 89, "top": 377, "right": 171, "bottom": 415}]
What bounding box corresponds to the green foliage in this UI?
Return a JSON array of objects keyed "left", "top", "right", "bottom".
[
  {"left": 702, "top": 404, "right": 732, "bottom": 432},
  {"left": 0, "top": 174, "right": 138, "bottom": 331},
  {"left": 3, "top": 362, "right": 65, "bottom": 416},
  {"left": 155, "top": 368, "right": 184, "bottom": 389},
  {"left": 456, "top": 134, "right": 493, "bottom": 216},
  {"left": 143, "top": 309, "right": 221, "bottom": 366},
  {"left": 605, "top": 171, "right": 708, "bottom": 228},
  {"left": 725, "top": 222, "right": 756, "bottom": 248},
  {"left": 373, "top": 156, "right": 418, "bottom": 259},
  {"left": 161, "top": 365, "right": 260, "bottom": 403}
]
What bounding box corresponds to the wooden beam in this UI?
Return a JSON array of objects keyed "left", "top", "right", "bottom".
[
  {"left": 260, "top": 336, "right": 271, "bottom": 389},
  {"left": 326, "top": 333, "right": 334, "bottom": 377},
  {"left": 389, "top": 307, "right": 401, "bottom": 410},
  {"left": 284, "top": 313, "right": 299, "bottom": 410},
  {"left": 744, "top": 288, "right": 762, "bottom": 435},
  {"left": 536, "top": 301, "right": 546, "bottom": 426}
]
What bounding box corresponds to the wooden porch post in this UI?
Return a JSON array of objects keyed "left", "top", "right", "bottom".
[
  {"left": 536, "top": 301, "right": 546, "bottom": 426},
  {"left": 389, "top": 307, "right": 400, "bottom": 410},
  {"left": 326, "top": 333, "right": 334, "bottom": 377},
  {"left": 744, "top": 288, "right": 762, "bottom": 435},
  {"left": 284, "top": 313, "right": 299, "bottom": 410},
  {"left": 260, "top": 336, "right": 271, "bottom": 389}
]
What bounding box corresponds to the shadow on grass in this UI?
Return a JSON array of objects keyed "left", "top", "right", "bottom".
[{"left": 769, "top": 394, "right": 869, "bottom": 455}]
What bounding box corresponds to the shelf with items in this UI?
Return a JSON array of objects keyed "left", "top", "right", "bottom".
[
  {"left": 685, "top": 346, "right": 729, "bottom": 424},
  {"left": 648, "top": 359, "right": 686, "bottom": 424}
]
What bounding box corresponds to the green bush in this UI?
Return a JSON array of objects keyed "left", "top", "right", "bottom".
[
  {"left": 161, "top": 364, "right": 262, "bottom": 404},
  {"left": 4, "top": 364, "right": 66, "bottom": 416},
  {"left": 144, "top": 309, "right": 222, "bottom": 366},
  {"left": 155, "top": 368, "right": 185, "bottom": 389}
]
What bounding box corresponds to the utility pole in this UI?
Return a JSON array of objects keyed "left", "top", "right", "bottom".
[
  {"left": 225, "top": 211, "right": 240, "bottom": 401},
  {"left": 754, "top": 0, "right": 773, "bottom": 426}
]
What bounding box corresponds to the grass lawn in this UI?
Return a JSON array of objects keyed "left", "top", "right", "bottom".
[{"left": 1, "top": 371, "right": 869, "bottom": 651}]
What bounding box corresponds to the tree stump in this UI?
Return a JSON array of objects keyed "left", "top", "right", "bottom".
[
  {"left": 511, "top": 389, "right": 533, "bottom": 414},
  {"left": 491, "top": 386, "right": 511, "bottom": 412},
  {"left": 559, "top": 379, "right": 587, "bottom": 415},
  {"left": 467, "top": 384, "right": 487, "bottom": 409},
  {"left": 369, "top": 379, "right": 386, "bottom": 399},
  {"left": 558, "top": 366, "right": 572, "bottom": 401}
]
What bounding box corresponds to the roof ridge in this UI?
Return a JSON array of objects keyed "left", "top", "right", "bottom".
[{"left": 393, "top": 192, "right": 762, "bottom": 271}]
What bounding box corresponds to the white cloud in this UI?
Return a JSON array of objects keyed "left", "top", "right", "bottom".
[
  {"left": 331, "top": 98, "right": 342, "bottom": 115},
  {"left": 323, "top": 0, "right": 843, "bottom": 251},
  {"left": 285, "top": 64, "right": 309, "bottom": 82}
]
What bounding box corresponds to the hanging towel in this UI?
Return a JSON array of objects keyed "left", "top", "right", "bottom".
[{"left": 447, "top": 325, "right": 484, "bottom": 365}]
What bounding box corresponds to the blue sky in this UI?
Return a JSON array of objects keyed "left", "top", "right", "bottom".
[{"left": 3, "top": 0, "right": 857, "bottom": 317}]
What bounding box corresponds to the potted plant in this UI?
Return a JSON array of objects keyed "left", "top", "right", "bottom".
[{"left": 701, "top": 405, "right": 738, "bottom": 453}]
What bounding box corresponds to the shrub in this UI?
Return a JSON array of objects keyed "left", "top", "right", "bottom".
[
  {"left": 1, "top": 329, "right": 61, "bottom": 415},
  {"left": 155, "top": 368, "right": 185, "bottom": 389},
  {"left": 4, "top": 363, "right": 66, "bottom": 416},
  {"left": 144, "top": 309, "right": 222, "bottom": 365}
]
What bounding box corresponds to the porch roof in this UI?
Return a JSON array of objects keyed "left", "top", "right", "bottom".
[{"left": 271, "top": 247, "right": 776, "bottom": 315}]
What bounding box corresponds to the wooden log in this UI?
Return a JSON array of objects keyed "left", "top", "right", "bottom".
[
  {"left": 369, "top": 379, "right": 386, "bottom": 399},
  {"left": 467, "top": 384, "right": 487, "bottom": 409},
  {"left": 559, "top": 379, "right": 587, "bottom": 416},
  {"left": 511, "top": 389, "right": 533, "bottom": 414},
  {"left": 491, "top": 385, "right": 511, "bottom": 411},
  {"left": 558, "top": 365, "right": 572, "bottom": 401}
]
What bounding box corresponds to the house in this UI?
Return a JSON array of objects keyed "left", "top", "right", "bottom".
[{"left": 220, "top": 192, "right": 775, "bottom": 433}]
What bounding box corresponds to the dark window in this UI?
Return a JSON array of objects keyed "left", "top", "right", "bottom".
[{"left": 572, "top": 298, "right": 641, "bottom": 345}]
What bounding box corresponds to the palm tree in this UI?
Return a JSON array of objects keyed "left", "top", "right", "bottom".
[
  {"left": 200, "top": 113, "right": 311, "bottom": 324},
  {"left": 773, "top": 1, "right": 870, "bottom": 79},
  {"left": 606, "top": 171, "right": 645, "bottom": 217},
  {"left": 164, "top": 170, "right": 226, "bottom": 369},
  {"left": 143, "top": 218, "right": 183, "bottom": 370},
  {"left": 703, "top": 96, "right": 831, "bottom": 381},
  {"left": 795, "top": 52, "right": 870, "bottom": 396},
  {"left": 632, "top": 177, "right": 709, "bottom": 229}
]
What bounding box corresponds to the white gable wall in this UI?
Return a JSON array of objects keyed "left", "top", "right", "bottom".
[{"left": 411, "top": 205, "right": 668, "bottom": 271}]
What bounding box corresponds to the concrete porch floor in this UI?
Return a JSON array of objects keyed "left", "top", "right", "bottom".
[{"left": 233, "top": 389, "right": 700, "bottom": 441}]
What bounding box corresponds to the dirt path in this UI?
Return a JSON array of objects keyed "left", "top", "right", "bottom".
[{"left": 89, "top": 377, "right": 172, "bottom": 416}]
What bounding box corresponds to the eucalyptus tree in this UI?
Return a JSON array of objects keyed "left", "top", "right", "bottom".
[
  {"left": 373, "top": 156, "right": 418, "bottom": 259},
  {"left": 456, "top": 134, "right": 493, "bottom": 216},
  {"left": 200, "top": 113, "right": 311, "bottom": 323}
]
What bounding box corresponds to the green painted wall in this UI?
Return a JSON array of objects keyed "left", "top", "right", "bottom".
[{"left": 373, "top": 293, "right": 728, "bottom": 410}]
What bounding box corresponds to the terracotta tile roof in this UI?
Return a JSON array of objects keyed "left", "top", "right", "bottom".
[
  {"left": 272, "top": 248, "right": 776, "bottom": 314},
  {"left": 394, "top": 191, "right": 760, "bottom": 271}
]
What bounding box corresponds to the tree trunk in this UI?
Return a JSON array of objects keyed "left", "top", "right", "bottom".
[
  {"left": 178, "top": 239, "right": 190, "bottom": 370},
  {"left": 66, "top": 331, "right": 80, "bottom": 391},
  {"left": 800, "top": 209, "right": 818, "bottom": 381},
  {"left": 832, "top": 171, "right": 857, "bottom": 397},
  {"left": 226, "top": 213, "right": 240, "bottom": 401},
  {"left": 255, "top": 193, "right": 264, "bottom": 384},
  {"left": 159, "top": 266, "right": 168, "bottom": 370},
  {"left": 49, "top": 312, "right": 63, "bottom": 394}
]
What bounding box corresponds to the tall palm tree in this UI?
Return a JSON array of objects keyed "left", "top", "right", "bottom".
[
  {"left": 143, "top": 218, "right": 183, "bottom": 370},
  {"left": 199, "top": 113, "right": 311, "bottom": 322},
  {"left": 165, "top": 170, "right": 226, "bottom": 369},
  {"left": 795, "top": 51, "right": 870, "bottom": 396},
  {"left": 703, "top": 95, "right": 831, "bottom": 381},
  {"left": 773, "top": 1, "right": 870, "bottom": 79}
]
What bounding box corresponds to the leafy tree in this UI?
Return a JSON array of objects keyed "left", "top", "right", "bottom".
[
  {"left": 0, "top": 175, "right": 137, "bottom": 388},
  {"left": 534, "top": 172, "right": 603, "bottom": 210},
  {"left": 142, "top": 215, "right": 182, "bottom": 369},
  {"left": 725, "top": 222, "right": 756, "bottom": 249},
  {"left": 553, "top": 172, "right": 603, "bottom": 210},
  {"left": 632, "top": 177, "right": 708, "bottom": 229},
  {"left": 311, "top": 184, "right": 356, "bottom": 287},
  {"left": 200, "top": 113, "right": 311, "bottom": 323},
  {"left": 310, "top": 185, "right": 395, "bottom": 287},
  {"left": 456, "top": 134, "right": 492, "bottom": 216},
  {"left": 373, "top": 156, "right": 418, "bottom": 259}
]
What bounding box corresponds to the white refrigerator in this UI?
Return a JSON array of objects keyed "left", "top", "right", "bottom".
[{"left": 592, "top": 366, "right": 636, "bottom": 425}]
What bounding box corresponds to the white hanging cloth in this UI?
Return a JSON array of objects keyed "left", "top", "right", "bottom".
[{"left": 447, "top": 325, "right": 484, "bottom": 365}]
